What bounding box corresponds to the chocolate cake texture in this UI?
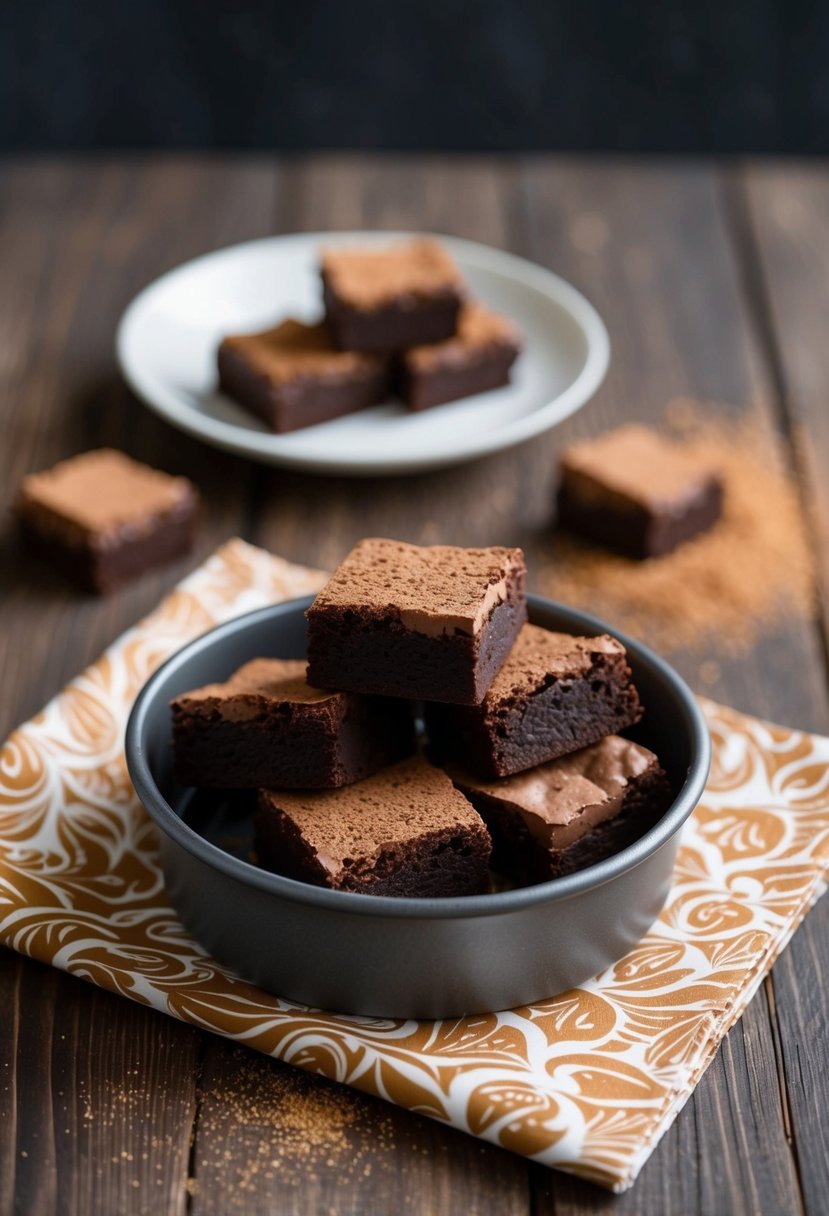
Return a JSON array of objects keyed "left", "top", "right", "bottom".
[
  {"left": 425, "top": 624, "right": 643, "bottom": 777},
  {"left": 452, "top": 734, "right": 671, "bottom": 885},
  {"left": 321, "top": 239, "right": 465, "bottom": 352},
  {"left": 306, "top": 538, "right": 527, "bottom": 705},
  {"left": 557, "top": 424, "right": 724, "bottom": 558},
  {"left": 218, "top": 318, "right": 391, "bottom": 433},
  {"left": 255, "top": 754, "right": 492, "bottom": 897},
  {"left": 171, "top": 658, "right": 413, "bottom": 789},
  {"left": 400, "top": 301, "right": 521, "bottom": 411},
  {"left": 15, "top": 448, "right": 199, "bottom": 593}
]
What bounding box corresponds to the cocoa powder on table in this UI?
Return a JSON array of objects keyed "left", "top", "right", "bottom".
[{"left": 539, "top": 403, "right": 816, "bottom": 656}]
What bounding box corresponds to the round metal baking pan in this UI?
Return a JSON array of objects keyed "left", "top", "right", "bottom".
[{"left": 126, "top": 594, "right": 710, "bottom": 1019}]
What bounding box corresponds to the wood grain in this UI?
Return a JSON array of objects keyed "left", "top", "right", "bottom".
[
  {"left": 189, "top": 1042, "right": 527, "bottom": 1216},
  {"left": 725, "top": 161, "right": 829, "bottom": 1216},
  {"left": 512, "top": 157, "right": 815, "bottom": 1216},
  {"left": 0, "top": 156, "right": 277, "bottom": 1215},
  {"left": 1, "top": 155, "right": 828, "bottom": 1215},
  {"left": 0, "top": 950, "right": 202, "bottom": 1216},
  {"left": 0, "top": 157, "right": 279, "bottom": 735}
]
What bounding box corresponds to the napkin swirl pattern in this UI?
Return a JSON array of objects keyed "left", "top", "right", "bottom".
[{"left": 1, "top": 539, "right": 827, "bottom": 1192}]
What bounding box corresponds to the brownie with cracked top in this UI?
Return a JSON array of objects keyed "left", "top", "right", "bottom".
[
  {"left": 425, "top": 624, "right": 643, "bottom": 778},
  {"left": 305, "top": 538, "right": 527, "bottom": 706},
  {"left": 321, "top": 239, "right": 465, "bottom": 352},
  {"left": 218, "top": 318, "right": 391, "bottom": 433},
  {"left": 255, "top": 754, "right": 492, "bottom": 897},
  {"left": 556, "top": 424, "right": 723, "bottom": 558},
  {"left": 451, "top": 735, "right": 671, "bottom": 885},
  {"left": 400, "top": 301, "right": 522, "bottom": 412},
  {"left": 171, "top": 658, "right": 414, "bottom": 789},
  {"left": 15, "top": 448, "right": 199, "bottom": 594}
]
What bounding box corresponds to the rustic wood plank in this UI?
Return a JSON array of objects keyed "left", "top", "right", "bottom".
[
  {"left": 0, "top": 156, "right": 278, "bottom": 734},
  {"left": 0, "top": 951, "right": 23, "bottom": 1215},
  {"left": 1, "top": 948, "right": 201, "bottom": 1216},
  {"left": 518, "top": 157, "right": 829, "bottom": 732},
  {"left": 738, "top": 163, "right": 829, "bottom": 648},
  {"left": 0, "top": 156, "right": 279, "bottom": 1216},
  {"left": 516, "top": 157, "right": 816, "bottom": 1216},
  {"left": 3, "top": 154, "right": 828, "bottom": 1216},
  {"left": 190, "top": 1044, "right": 528, "bottom": 1216},
  {"left": 724, "top": 162, "right": 829, "bottom": 1216}
]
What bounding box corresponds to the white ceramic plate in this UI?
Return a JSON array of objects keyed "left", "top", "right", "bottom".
[{"left": 116, "top": 231, "right": 610, "bottom": 475}]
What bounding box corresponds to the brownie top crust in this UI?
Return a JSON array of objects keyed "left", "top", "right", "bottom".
[
  {"left": 320, "top": 239, "right": 465, "bottom": 312},
  {"left": 17, "top": 449, "right": 197, "bottom": 542},
  {"left": 454, "top": 735, "right": 660, "bottom": 848},
  {"left": 220, "top": 319, "right": 385, "bottom": 384},
  {"left": 560, "top": 424, "right": 720, "bottom": 510},
  {"left": 483, "top": 625, "right": 626, "bottom": 704},
  {"left": 404, "top": 302, "right": 522, "bottom": 372},
  {"left": 258, "top": 755, "right": 485, "bottom": 872},
  {"left": 309, "top": 538, "right": 526, "bottom": 638},
  {"left": 173, "top": 658, "right": 336, "bottom": 722}
]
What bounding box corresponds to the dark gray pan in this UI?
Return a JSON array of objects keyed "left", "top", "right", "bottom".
[{"left": 126, "top": 594, "right": 709, "bottom": 1019}]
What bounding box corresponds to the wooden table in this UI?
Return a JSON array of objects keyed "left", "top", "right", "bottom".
[{"left": 1, "top": 155, "right": 828, "bottom": 1216}]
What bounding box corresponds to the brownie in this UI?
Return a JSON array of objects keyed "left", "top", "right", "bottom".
[
  {"left": 255, "top": 754, "right": 492, "bottom": 897},
  {"left": 217, "top": 318, "right": 391, "bottom": 433},
  {"left": 320, "top": 239, "right": 465, "bottom": 352},
  {"left": 399, "top": 302, "right": 522, "bottom": 412},
  {"left": 14, "top": 449, "right": 199, "bottom": 594},
  {"left": 425, "top": 624, "right": 643, "bottom": 778},
  {"left": 306, "top": 538, "right": 527, "bottom": 706},
  {"left": 171, "top": 658, "right": 414, "bottom": 789},
  {"left": 451, "top": 735, "right": 671, "bottom": 885},
  {"left": 556, "top": 424, "right": 724, "bottom": 558}
]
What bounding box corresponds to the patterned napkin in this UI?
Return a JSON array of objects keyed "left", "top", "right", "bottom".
[{"left": 1, "top": 538, "right": 827, "bottom": 1193}]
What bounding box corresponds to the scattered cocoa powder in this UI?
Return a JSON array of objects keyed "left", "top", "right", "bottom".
[
  {"left": 539, "top": 403, "right": 816, "bottom": 655},
  {"left": 193, "top": 1054, "right": 399, "bottom": 1200}
]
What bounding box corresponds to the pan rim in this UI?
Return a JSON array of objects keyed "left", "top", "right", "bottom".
[{"left": 126, "top": 594, "right": 710, "bottom": 921}]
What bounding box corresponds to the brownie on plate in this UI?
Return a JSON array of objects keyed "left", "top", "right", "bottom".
[
  {"left": 255, "top": 755, "right": 492, "bottom": 897},
  {"left": 306, "top": 538, "right": 527, "bottom": 706},
  {"left": 399, "top": 301, "right": 522, "bottom": 412},
  {"left": 218, "top": 318, "right": 391, "bottom": 433},
  {"left": 556, "top": 424, "right": 723, "bottom": 558},
  {"left": 321, "top": 239, "right": 465, "bottom": 352},
  {"left": 171, "top": 658, "right": 413, "bottom": 789},
  {"left": 425, "top": 624, "right": 643, "bottom": 778},
  {"left": 15, "top": 449, "right": 199, "bottom": 594},
  {"left": 452, "top": 735, "right": 671, "bottom": 885}
]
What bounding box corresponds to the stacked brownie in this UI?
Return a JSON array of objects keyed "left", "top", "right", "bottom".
[
  {"left": 218, "top": 239, "right": 522, "bottom": 433},
  {"left": 171, "top": 537, "right": 671, "bottom": 898}
]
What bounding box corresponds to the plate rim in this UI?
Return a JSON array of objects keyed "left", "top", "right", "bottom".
[{"left": 115, "top": 230, "right": 611, "bottom": 475}]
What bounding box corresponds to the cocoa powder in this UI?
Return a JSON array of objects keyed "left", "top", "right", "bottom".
[{"left": 540, "top": 404, "right": 816, "bottom": 655}]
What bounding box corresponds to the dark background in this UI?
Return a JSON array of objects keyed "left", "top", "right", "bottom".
[{"left": 4, "top": 0, "right": 829, "bottom": 153}]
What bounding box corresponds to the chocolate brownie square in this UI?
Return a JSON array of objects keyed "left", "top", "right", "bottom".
[
  {"left": 321, "top": 239, "right": 465, "bottom": 352},
  {"left": 171, "top": 658, "right": 413, "bottom": 789},
  {"left": 217, "top": 318, "right": 391, "bottom": 433},
  {"left": 451, "top": 735, "right": 672, "bottom": 885},
  {"left": 425, "top": 624, "right": 643, "bottom": 778},
  {"left": 255, "top": 755, "right": 492, "bottom": 897},
  {"left": 399, "top": 302, "right": 522, "bottom": 412},
  {"left": 556, "top": 424, "right": 723, "bottom": 558},
  {"left": 306, "top": 538, "right": 527, "bottom": 706},
  {"left": 14, "top": 449, "right": 199, "bottom": 594}
]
